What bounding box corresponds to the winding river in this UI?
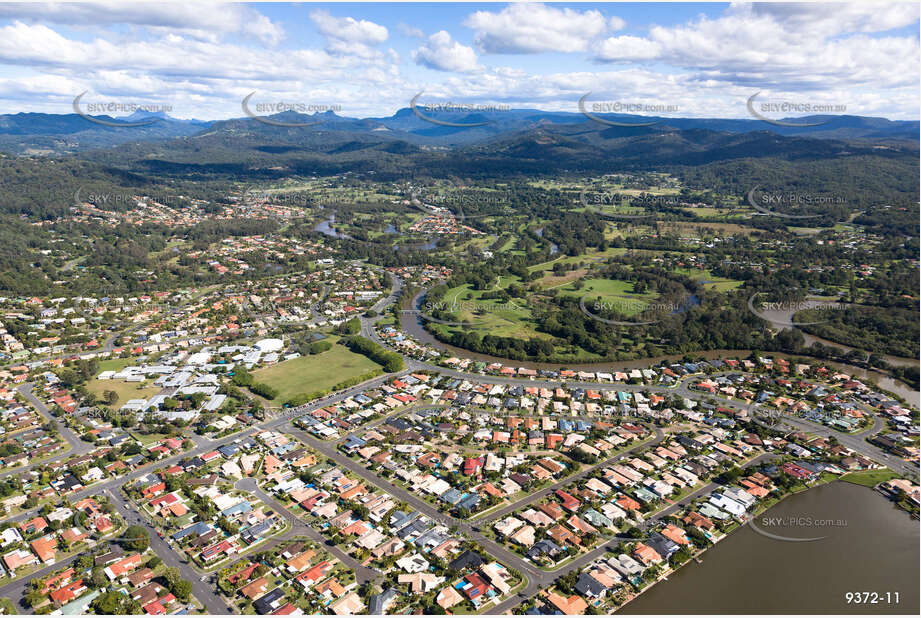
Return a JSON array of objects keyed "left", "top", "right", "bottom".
[{"left": 400, "top": 298, "right": 918, "bottom": 405}]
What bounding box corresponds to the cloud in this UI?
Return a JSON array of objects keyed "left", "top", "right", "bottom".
[
  {"left": 412, "top": 31, "right": 481, "bottom": 73},
  {"left": 593, "top": 5, "right": 919, "bottom": 92},
  {"left": 0, "top": 1, "right": 285, "bottom": 45},
  {"left": 0, "top": 2, "right": 914, "bottom": 120},
  {"left": 310, "top": 10, "right": 388, "bottom": 58},
  {"left": 398, "top": 22, "right": 425, "bottom": 39},
  {"left": 740, "top": 1, "right": 920, "bottom": 36},
  {"left": 465, "top": 3, "right": 613, "bottom": 53}
]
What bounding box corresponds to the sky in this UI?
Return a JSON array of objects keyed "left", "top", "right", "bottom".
[{"left": 0, "top": 1, "right": 918, "bottom": 121}]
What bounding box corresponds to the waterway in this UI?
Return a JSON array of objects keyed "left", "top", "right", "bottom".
[
  {"left": 313, "top": 214, "right": 351, "bottom": 239},
  {"left": 400, "top": 291, "right": 919, "bottom": 405},
  {"left": 757, "top": 300, "right": 918, "bottom": 370},
  {"left": 620, "top": 482, "right": 919, "bottom": 614}
]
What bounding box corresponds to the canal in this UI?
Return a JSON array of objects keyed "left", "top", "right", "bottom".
[{"left": 620, "top": 481, "right": 919, "bottom": 614}]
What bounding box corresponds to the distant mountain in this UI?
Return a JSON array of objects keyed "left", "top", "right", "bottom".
[
  {"left": 369, "top": 108, "right": 918, "bottom": 146},
  {"left": 1, "top": 105, "right": 915, "bottom": 156},
  {"left": 70, "top": 107, "right": 917, "bottom": 186},
  {"left": 0, "top": 111, "right": 211, "bottom": 154}
]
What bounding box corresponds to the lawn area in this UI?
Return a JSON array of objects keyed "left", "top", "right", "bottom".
[
  {"left": 527, "top": 247, "right": 629, "bottom": 276},
  {"left": 86, "top": 377, "right": 160, "bottom": 408},
  {"left": 840, "top": 469, "right": 900, "bottom": 487},
  {"left": 131, "top": 431, "right": 174, "bottom": 446},
  {"left": 97, "top": 357, "right": 135, "bottom": 373},
  {"left": 427, "top": 280, "right": 550, "bottom": 340},
  {"left": 672, "top": 267, "right": 744, "bottom": 292},
  {"left": 252, "top": 341, "right": 382, "bottom": 401},
  {"left": 557, "top": 278, "right": 658, "bottom": 317}
]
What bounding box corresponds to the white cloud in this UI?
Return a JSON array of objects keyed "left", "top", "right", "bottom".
[
  {"left": 412, "top": 31, "right": 481, "bottom": 73},
  {"left": 398, "top": 22, "right": 425, "bottom": 39},
  {"left": 0, "top": 2, "right": 285, "bottom": 45},
  {"left": 595, "top": 35, "right": 662, "bottom": 62},
  {"left": 739, "top": 1, "right": 920, "bottom": 36},
  {"left": 593, "top": 5, "right": 919, "bottom": 93},
  {"left": 464, "top": 3, "right": 613, "bottom": 53},
  {"left": 0, "top": 3, "right": 915, "bottom": 120},
  {"left": 309, "top": 10, "right": 388, "bottom": 58}
]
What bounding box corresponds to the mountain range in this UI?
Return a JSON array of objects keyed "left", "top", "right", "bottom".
[{"left": 0, "top": 106, "right": 916, "bottom": 156}]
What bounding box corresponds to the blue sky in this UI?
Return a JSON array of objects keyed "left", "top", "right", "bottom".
[{"left": 0, "top": 2, "right": 917, "bottom": 120}]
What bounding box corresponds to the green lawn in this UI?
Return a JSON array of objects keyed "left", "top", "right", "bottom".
[
  {"left": 428, "top": 281, "right": 545, "bottom": 340},
  {"left": 97, "top": 357, "right": 135, "bottom": 373},
  {"left": 672, "top": 267, "right": 744, "bottom": 292},
  {"left": 87, "top": 378, "right": 160, "bottom": 408},
  {"left": 557, "top": 278, "right": 658, "bottom": 317},
  {"left": 252, "top": 342, "right": 382, "bottom": 401},
  {"left": 840, "top": 469, "right": 900, "bottom": 487}
]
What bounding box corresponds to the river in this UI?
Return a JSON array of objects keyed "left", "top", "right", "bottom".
[
  {"left": 620, "top": 482, "right": 919, "bottom": 614},
  {"left": 756, "top": 300, "right": 918, "bottom": 370},
  {"left": 313, "top": 214, "right": 351, "bottom": 239},
  {"left": 400, "top": 292, "right": 919, "bottom": 405}
]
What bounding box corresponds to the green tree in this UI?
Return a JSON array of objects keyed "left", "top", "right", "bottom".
[{"left": 122, "top": 525, "right": 150, "bottom": 552}]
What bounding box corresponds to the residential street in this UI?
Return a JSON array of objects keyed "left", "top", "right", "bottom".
[{"left": 0, "top": 271, "right": 915, "bottom": 616}]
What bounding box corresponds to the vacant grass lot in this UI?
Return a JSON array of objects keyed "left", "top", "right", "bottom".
[
  {"left": 840, "top": 469, "right": 900, "bottom": 487},
  {"left": 87, "top": 378, "right": 160, "bottom": 407},
  {"left": 252, "top": 341, "right": 382, "bottom": 401}
]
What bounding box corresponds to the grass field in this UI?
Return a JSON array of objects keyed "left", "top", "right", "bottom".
[
  {"left": 557, "top": 278, "right": 658, "bottom": 317},
  {"left": 429, "top": 281, "right": 547, "bottom": 340},
  {"left": 86, "top": 378, "right": 160, "bottom": 407},
  {"left": 252, "top": 341, "right": 382, "bottom": 401},
  {"left": 840, "top": 469, "right": 900, "bottom": 487},
  {"left": 672, "top": 267, "right": 744, "bottom": 292},
  {"left": 96, "top": 357, "right": 135, "bottom": 373}
]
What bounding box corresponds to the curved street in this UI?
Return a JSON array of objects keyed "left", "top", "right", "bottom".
[{"left": 0, "top": 270, "right": 915, "bottom": 614}]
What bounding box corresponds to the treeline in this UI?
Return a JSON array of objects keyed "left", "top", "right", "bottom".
[
  {"left": 343, "top": 336, "right": 404, "bottom": 372},
  {"left": 796, "top": 306, "right": 919, "bottom": 358},
  {"left": 231, "top": 366, "right": 279, "bottom": 400}
]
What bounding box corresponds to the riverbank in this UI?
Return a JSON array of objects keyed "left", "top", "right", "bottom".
[{"left": 399, "top": 295, "right": 919, "bottom": 406}]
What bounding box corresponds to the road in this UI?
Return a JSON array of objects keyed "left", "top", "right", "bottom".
[
  {"left": 0, "top": 383, "right": 95, "bottom": 481},
  {"left": 1, "top": 269, "right": 915, "bottom": 614},
  {"left": 105, "top": 488, "right": 234, "bottom": 614},
  {"left": 233, "top": 477, "right": 380, "bottom": 585}
]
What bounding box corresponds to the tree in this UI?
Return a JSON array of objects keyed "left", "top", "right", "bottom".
[
  {"left": 92, "top": 590, "right": 137, "bottom": 614},
  {"left": 172, "top": 579, "right": 192, "bottom": 601},
  {"left": 90, "top": 566, "right": 108, "bottom": 589},
  {"left": 122, "top": 525, "right": 150, "bottom": 552},
  {"left": 162, "top": 567, "right": 181, "bottom": 588},
  {"left": 103, "top": 390, "right": 119, "bottom": 405}
]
